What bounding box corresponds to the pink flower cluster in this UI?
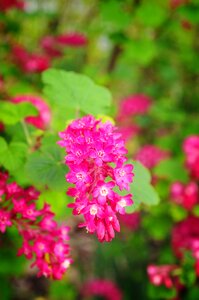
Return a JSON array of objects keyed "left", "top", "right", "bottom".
[
  {"left": 82, "top": 279, "right": 122, "bottom": 300},
  {"left": 170, "top": 0, "right": 189, "bottom": 9},
  {"left": 116, "top": 94, "right": 152, "bottom": 142},
  {"left": 183, "top": 135, "right": 199, "bottom": 180},
  {"left": 172, "top": 216, "right": 199, "bottom": 265},
  {"left": 0, "top": 171, "right": 72, "bottom": 279},
  {"left": 12, "top": 45, "right": 50, "bottom": 73},
  {"left": 58, "top": 115, "right": 134, "bottom": 242},
  {"left": 135, "top": 145, "right": 169, "bottom": 170},
  {"left": 117, "top": 124, "right": 140, "bottom": 142},
  {"left": 40, "top": 36, "right": 63, "bottom": 58},
  {"left": 171, "top": 181, "right": 198, "bottom": 210},
  {"left": 119, "top": 211, "right": 140, "bottom": 230},
  {"left": 147, "top": 265, "right": 178, "bottom": 289},
  {"left": 118, "top": 94, "right": 152, "bottom": 122},
  {"left": 40, "top": 33, "right": 87, "bottom": 58},
  {"left": 56, "top": 32, "right": 87, "bottom": 47},
  {"left": 147, "top": 136, "right": 199, "bottom": 295},
  {"left": 0, "top": 0, "right": 24, "bottom": 11},
  {"left": 11, "top": 95, "right": 51, "bottom": 130},
  {"left": 0, "top": 74, "right": 4, "bottom": 90}
]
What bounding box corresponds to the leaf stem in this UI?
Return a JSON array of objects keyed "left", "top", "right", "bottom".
[{"left": 21, "top": 120, "right": 32, "bottom": 146}]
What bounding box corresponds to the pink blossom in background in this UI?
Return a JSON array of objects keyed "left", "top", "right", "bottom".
[
  {"left": 171, "top": 181, "right": 198, "bottom": 210},
  {"left": 117, "top": 94, "right": 152, "bottom": 122},
  {"left": 0, "top": 171, "right": 72, "bottom": 279},
  {"left": 0, "top": 122, "right": 4, "bottom": 132},
  {"left": 0, "top": 75, "right": 4, "bottom": 90},
  {"left": 40, "top": 36, "right": 63, "bottom": 58},
  {"left": 118, "top": 124, "right": 141, "bottom": 142},
  {"left": 119, "top": 211, "right": 140, "bottom": 230},
  {"left": 147, "top": 264, "right": 178, "bottom": 288},
  {"left": 181, "top": 20, "right": 192, "bottom": 31},
  {"left": 172, "top": 216, "right": 199, "bottom": 275},
  {"left": 56, "top": 32, "right": 87, "bottom": 47},
  {"left": 12, "top": 95, "right": 51, "bottom": 130},
  {"left": 183, "top": 135, "right": 199, "bottom": 180},
  {"left": 82, "top": 279, "right": 122, "bottom": 300},
  {"left": 58, "top": 115, "right": 134, "bottom": 242},
  {"left": 0, "top": 0, "right": 24, "bottom": 11},
  {"left": 23, "top": 54, "right": 50, "bottom": 73},
  {"left": 170, "top": 0, "right": 189, "bottom": 9},
  {"left": 135, "top": 145, "right": 169, "bottom": 169},
  {"left": 12, "top": 45, "right": 50, "bottom": 73}
]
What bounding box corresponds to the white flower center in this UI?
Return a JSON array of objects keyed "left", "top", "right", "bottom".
[
  {"left": 90, "top": 205, "right": 98, "bottom": 215},
  {"left": 62, "top": 259, "right": 70, "bottom": 269},
  {"left": 100, "top": 186, "right": 108, "bottom": 196},
  {"left": 119, "top": 169, "right": 126, "bottom": 177},
  {"left": 153, "top": 275, "right": 161, "bottom": 285},
  {"left": 98, "top": 150, "right": 104, "bottom": 158},
  {"left": 76, "top": 172, "right": 84, "bottom": 180},
  {"left": 118, "top": 199, "right": 126, "bottom": 207}
]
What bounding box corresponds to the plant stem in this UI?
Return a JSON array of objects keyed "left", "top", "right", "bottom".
[{"left": 21, "top": 120, "right": 32, "bottom": 146}]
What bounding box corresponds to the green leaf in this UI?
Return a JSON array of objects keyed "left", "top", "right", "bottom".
[
  {"left": 42, "top": 69, "right": 112, "bottom": 116},
  {"left": 124, "top": 39, "right": 157, "bottom": 66},
  {"left": 25, "top": 138, "right": 67, "bottom": 191},
  {"left": 0, "top": 137, "right": 7, "bottom": 153},
  {"left": 136, "top": 2, "right": 168, "bottom": 27},
  {"left": 148, "top": 284, "right": 177, "bottom": 299},
  {"left": 0, "top": 137, "right": 28, "bottom": 172},
  {"left": 38, "top": 190, "right": 70, "bottom": 218},
  {"left": 126, "top": 161, "right": 160, "bottom": 213},
  {"left": 0, "top": 101, "right": 38, "bottom": 125},
  {"left": 170, "top": 204, "right": 188, "bottom": 222},
  {"left": 180, "top": 252, "right": 196, "bottom": 287},
  {"left": 154, "top": 158, "right": 188, "bottom": 183},
  {"left": 178, "top": 5, "right": 199, "bottom": 24},
  {"left": 100, "top": 0, "right": 131, "bottom": 31}
]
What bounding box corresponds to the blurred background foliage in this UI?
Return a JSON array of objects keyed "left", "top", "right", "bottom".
[{"left": 0, "top": 0, "right": 199, "bottom": 299}]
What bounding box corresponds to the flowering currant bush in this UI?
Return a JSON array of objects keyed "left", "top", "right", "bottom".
[
  {"left": 58, "top": 115, "right": 134, "bottom": 242},
  {"left": 0, "top": 171, "right": 72, "bottom": 279}
]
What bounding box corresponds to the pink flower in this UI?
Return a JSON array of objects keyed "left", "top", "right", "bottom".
[
  {"left": 0, "top": 0, "right": 24, "bottom": 11},
  {"left": 0, "top": 75, "right": 4, "bottom": 91},
  {"left": 59, "top": 115, "right": 134, "bottom": 242},
  {"left": 114, "top": 164, "right": 134, "bottom": 190},
  {"left": 40, "top": 36, "right": 62, "bottom": 58},
  {"left": 33, "top": 238, "right": 49, "bottom": 258},
  {"left": 93, "top": 181, "right": 115, "bottom": 204},
  {"left": 0, "top": 210, "right": 12, "bottom": 233},
  {"left": 82, "top": 279, "right": 122, "bottom": 300},
  {"left": 56, "top": 33, "right": 87, "bottom": 47},
  {"left": 183, "top": 135, "right": 199, "bottom": 180},
  {"left": 0, "top": 171, "right": 72, "bottom": 279},
  {"left": 172, "top": 216, "right": 199, "bottom": 276},
  {"left": 181, "top": 19, "right": 192, "bottom": 31},
  {"left": 12, "top": 45, "right": 50, "bottom": 73},
  {"left": 118, "top": 94, "right": 152, "bottom": 121},
  {"left": 0, "top": 122, "right": 4, "bottom": 132},
  {"left": 118, "top": 124, "right": 140, "bottom": 142},
  {"left": 147, "top": 265, "right": 177, "bottom": 289},
  {"left": 12, "top": 95, "right": 51, "bottom": 130},
  {"left": 171, "top": 181, "right": 198, "bottom": 210},
  {"left": 115, "top": 194, "right": 133, "bottom": 214},
  {"left": 170, "top": 0, "right": 189, "bottom": 9},
  {"left": 23, "top": 54, "right": 50, "bottom": 73},
  {"left": 135, "top": 145, "right": 169, "bottom": 169},
  {"left": 119, "top": 212, "right": 140, "bottom": 230}
]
